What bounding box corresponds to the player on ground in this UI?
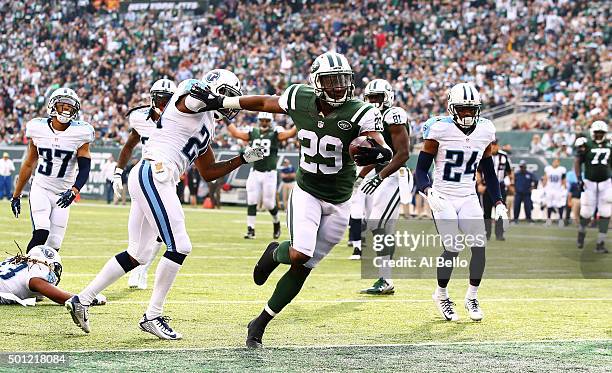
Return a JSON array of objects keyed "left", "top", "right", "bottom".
[
  {"left": 112, "top": 78, "right": 177, "bottom": 290},
  {"left": 575, "top": 120, "right": 610, "bottom": 253},
  {"left": 10, "top": 88, "right": 94, "bottom": 253},
  {"left": 416, "top": 83, "right": 509, "bottom": 322},
  {"left": 65, "top": 70, "right": 266, "bottom": 340},
  {"left": 0, "top": 245, "right": 106, "bottom": 306},
  {"left": 355, "top": 78, "right": 411, "bottom": 295},
  {"left": 225, "top": 112, "right": 297, "bottom": 239},
  {"left": 195, "top": 51, "right": 393, "bottom": 348},
  {"left": 542, "top": 158, "right": 567, "bottom": 226}
]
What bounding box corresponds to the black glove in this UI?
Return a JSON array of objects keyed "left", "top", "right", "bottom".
[
  {"left": 353, "top": 137, "right": 392, "bottom": 166},
  {"left": 577, "top": 179, "right": 585, "bottom": 192},
  {"left": 361, "top": 174, "right": 384, "bottom": 195},
  {"left": 57, "top": 189, "right": 77, "bottom": 208},
  {"left": 189, "top": 83, "right": 224, "bottom": 112},
  {"left": 10, "top": 196, "right": 20, "bottom": 218}
]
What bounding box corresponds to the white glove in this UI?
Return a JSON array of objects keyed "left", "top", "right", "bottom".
[
  {"left": 112, "top": 167, "right": 124, "bottom": 198},
  {"left": 420, "top": 188, "right": 447, "bottom": 213},
  {"left": 91, "top": 293, "right": 107, "bottom": 306},
  {"left": 493, "top": 203, "right": 509, "bottom": 232},
  {"left": 241, "top": 145, "right": 266, "bottom": 163},
  {"left": 354, "top": 176, "right": 364, "bottom": 191}
]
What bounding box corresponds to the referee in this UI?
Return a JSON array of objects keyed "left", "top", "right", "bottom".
[{"left": 478, "top": 140, "right": 513, "bottom": 241}]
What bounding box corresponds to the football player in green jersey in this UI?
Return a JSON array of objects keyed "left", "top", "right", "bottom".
[
  {"left": 574, "top": 120, "right": 611, "bottom": 253},
  {"left": 189, "top": 51, "right": 392, "bottom": 347},
  {"left": 226, "top": 112, "right": 297, "bottom": 239}
]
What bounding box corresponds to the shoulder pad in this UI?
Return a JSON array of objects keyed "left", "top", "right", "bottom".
[
  {"left": 422, "top": 116, "right": 451, "bottom": 140},
  {"left": 575, "top": 137, "right": 587, "bottom": 147},
  {"left": 383, "top": 106, "right": 408, "bottom": 125},
  {"left": 25, "top": 118, "right": 49, "bottom": 138},
  {"left": 126, "top": 105, "right": 150, "bottom": 118}
]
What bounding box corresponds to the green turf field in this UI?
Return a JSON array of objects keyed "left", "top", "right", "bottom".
[{"left": 0, "top": 200, "right": 610, "bottom": 372}]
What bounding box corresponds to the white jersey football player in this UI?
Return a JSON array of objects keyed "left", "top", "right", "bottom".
[
  {"left": 11, "top": 88, "right": 94, "bottom": 253},
  {"left": 0, "top": 245, "right": 105, "bottom": 306},
  {"left": 349, "top": 78, "right": 412, "bottom": 295},
  {"left": 225, "top": 112, "right": 297, "bottom": 240},
  {"left": 111, "top": 78, "right": 177, "bottom": 290},
  {"left": 416, "top": 83, "right": 509, "bottom": 322},
  {"left": 65, "top": 69, "right": 265, "bottom": 340},
  {"left": 542, "top": 158, "right": 567, "bottom": 226}
]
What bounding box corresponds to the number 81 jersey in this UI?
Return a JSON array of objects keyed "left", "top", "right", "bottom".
[
  {"left": 25, "top": 118, "right": 95, "bottom": 194},
  {"left": 423, "top": 116, "right": 496, "bottom": 197}
]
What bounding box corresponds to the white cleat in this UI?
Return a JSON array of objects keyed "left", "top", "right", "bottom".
[
  {"left": 432, "top": 293, "right": 459, "bottom": 321},
  {"left": 139, "top": 314, "right": 182, "bottom": 340},
  {"left": 128, "top": 266, "right": 148, "bottom": 290},
  {"left": 464, "top": 298, "right": 484, "bottom": 321},
  {"left": 65, "top": 295, "right": 91, "bottom": 333}
]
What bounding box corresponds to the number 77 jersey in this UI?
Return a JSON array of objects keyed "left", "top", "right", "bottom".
[
  {"left": 422, "top": 116, "right": 496, "bottom": 197},
  {"left": 25, "top": 118, "right": 95, "bottom": 194}
]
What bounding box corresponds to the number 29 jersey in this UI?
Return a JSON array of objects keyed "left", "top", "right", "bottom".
[
  {"left": 422, "top": 116, "right": 496, "bottom": 198},
  {"left": 25, "top": 118, "right": 95, "bottom": 194},
  {"left": 143, "top": 79, "right": 216, "bottom": 182}
]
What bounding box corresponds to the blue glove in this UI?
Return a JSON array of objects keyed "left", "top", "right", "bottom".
[
  {"left": 57, "top": 189, "right": 77, "bottom": 208},
  {"left": 10, "top": 196, "right": 20, "bottom": 218}
]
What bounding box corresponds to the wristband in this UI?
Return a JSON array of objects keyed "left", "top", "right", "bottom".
[
  {"left": 223, "top": 96, "right": 242, "bottom": 109},
  {"left": 114, "top": 167, "right": 124, "bottom": 175}
]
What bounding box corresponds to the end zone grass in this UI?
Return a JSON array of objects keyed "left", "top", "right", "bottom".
[{"left": 0, "top": 200, "right": 610, "bottom": 372}]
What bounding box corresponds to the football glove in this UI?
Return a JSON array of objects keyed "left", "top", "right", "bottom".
[
  {"left": 577, "top": 178, "right": 585, "bottom": 192},
  {"left": 10, "top": 196, "right": 20, "bottom": 218},
  {"left": 361, "top": 174, "right": 383, "bottom": 195},
  {"left": 493, "top": 202, "right": 509, "bottom": 232},
  {"left": 57, "top": 189, "right": 77, "bottom": 208},
  {"left": 241, "top": 145, "right": 266, "bottom": 163},
  {"left": 91, "top": 293, "right": 107, "bottom": 307},
  {"left": 353, "top": 137, "right": 392, "bottom": 166},
  {"left": 353, "top": 176, "right": 364, "bottom": 191},
  {"left": 420, "top": 188, "right": 447, "bottom": 213},
  {"left": 189, "top": 83, "right": 224, "bottom": 112},
  {"left": 112, "top": 167, "right": 124, "bottom": 198}
]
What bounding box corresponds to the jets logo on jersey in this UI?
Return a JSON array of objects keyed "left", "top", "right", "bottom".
[{"left": 337, "top": 120, "right": 352, "bottom": 130}]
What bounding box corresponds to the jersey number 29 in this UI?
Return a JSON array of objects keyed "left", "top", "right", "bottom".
[{"left": 298, "top": 129, "right": 342, "bottom": 174}]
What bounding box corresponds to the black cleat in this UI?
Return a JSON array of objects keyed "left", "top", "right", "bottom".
[
  {"left": 246, "top": 319, "right": 264, "bottom": 348},
  {"left": 594, "top": 242, "right": 609, "bottom": 254},
  {"left": 253, "top": 242, "right": 280, "bottom": 286},
  {"left": 273, "top": 222, "right": 281, "bottom": 240},
  {"left": 244, "top": 227, "right": 256, "bottom": 240},
  {"left": 577, "top": 231, "right": 586, "bottom": 249},
  {"left": 348, "top": 246, "right": 362, "bottom": 260}
]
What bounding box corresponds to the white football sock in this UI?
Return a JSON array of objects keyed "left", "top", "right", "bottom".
[
  {"left": 79, "top": 257, "right": 126, "bottom": 305},
  {"left": 271, "top": 213, "right": 280, "bottom": 224},
  {"left": 466, "top": 285, "right": 479, "bottom": 300},
  {"left": 379, "top": 254, "right": 391, "bottom": 280},
  {"left": 247, "top": 216, "right": 256, "bottom": 229},
  {"left": 146, "top": 257, "right": 181, "bottom": 319},
  {"left": 436, "top": 286, "right": 448, "bottom": 299},
  {"left": 353, "top": 240, "right": 362, "bottom": 250},
  {"left": 141, "top": 240, "right": 163, "bottom": 272}
]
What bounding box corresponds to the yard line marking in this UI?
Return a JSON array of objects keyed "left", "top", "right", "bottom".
[
  {"left": 98, "top": 298, "right": 612, "bottom": 305},
  {"left": 74, "top": 202, "right": 286, "bottom": 217},
  {"left": 20, "top": 338, "right": 612, "bottom": 354}
]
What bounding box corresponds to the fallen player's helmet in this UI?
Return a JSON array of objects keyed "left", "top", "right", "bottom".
[{"left": 28, "top": 245, "right": 63, "bottom": 286}]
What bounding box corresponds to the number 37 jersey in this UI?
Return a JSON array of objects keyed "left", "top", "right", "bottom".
[
  {"left": 25, "top": 118, "right": 95, "bottom": 194},
  {"left": 143, "top": 79, "right": 216, "bottom": 182},
  {"left": 423, "top": 116, "right": 496, "bottom": 197}
]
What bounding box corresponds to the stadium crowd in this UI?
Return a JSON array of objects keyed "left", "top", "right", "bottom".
[{"left": 0, "top": 0, "right": 609, "bottom": 154}]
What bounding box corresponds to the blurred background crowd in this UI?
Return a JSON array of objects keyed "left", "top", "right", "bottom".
[{"left": 0, "top": 0, "right": 609, "bottom": 156}]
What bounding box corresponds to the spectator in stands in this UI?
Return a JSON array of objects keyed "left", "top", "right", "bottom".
[
  {"left": 530, "top": 134, "right": 545, "bottom": 155},
  {"left": 101, "top": 155, "right": 116, "bottom": 204},
  {"left": 0, "top": 152, "right": 15, "bottom": 200},
  {"left": 278, "top": 158, "right": 296, "bottom": 211}
]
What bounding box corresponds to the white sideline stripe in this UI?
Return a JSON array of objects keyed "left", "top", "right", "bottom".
[
  {"left": 103, "top": 298, "right": 612, "bottom": 305},
  {"left": 74, "top": 202, "right": 286, "bottom": 216},
  {"left": 22, "top": 338, "right": 612, "bottom": 354},
  {"left": 64, "top": 273, "right": 356, "bottom": 277}
]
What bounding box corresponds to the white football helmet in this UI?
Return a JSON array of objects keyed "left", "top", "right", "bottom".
[
  {"left": 202, "top": 69, "right": 242, "bottom": 120},
  {"left": 27, "top": 245, "right": 63, "bottom": 286},
  {"left": 309, "top": 51, "right": 354, "bottom": 107},
  {"left": 590, "top": 120, "right": 608, "bottom": 143},
  {"left": 47, "top": 87, "right": 80, "bottom": 124},
  {"left": 447, "top": 83, "right": 481, "bottom": 129},
  {"left": 150, "top": 78, "right": 176, "bottom": 114},
  {"left": 257, "top": 112, "right": 274, "bottom": 131},
  {"left": 364, "top": 79, "right": 394, "bottom": 109}
]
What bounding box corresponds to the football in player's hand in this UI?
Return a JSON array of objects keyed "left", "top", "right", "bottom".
[{"left": 349, "top": 136, "right": 372, "bottom": 161}]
